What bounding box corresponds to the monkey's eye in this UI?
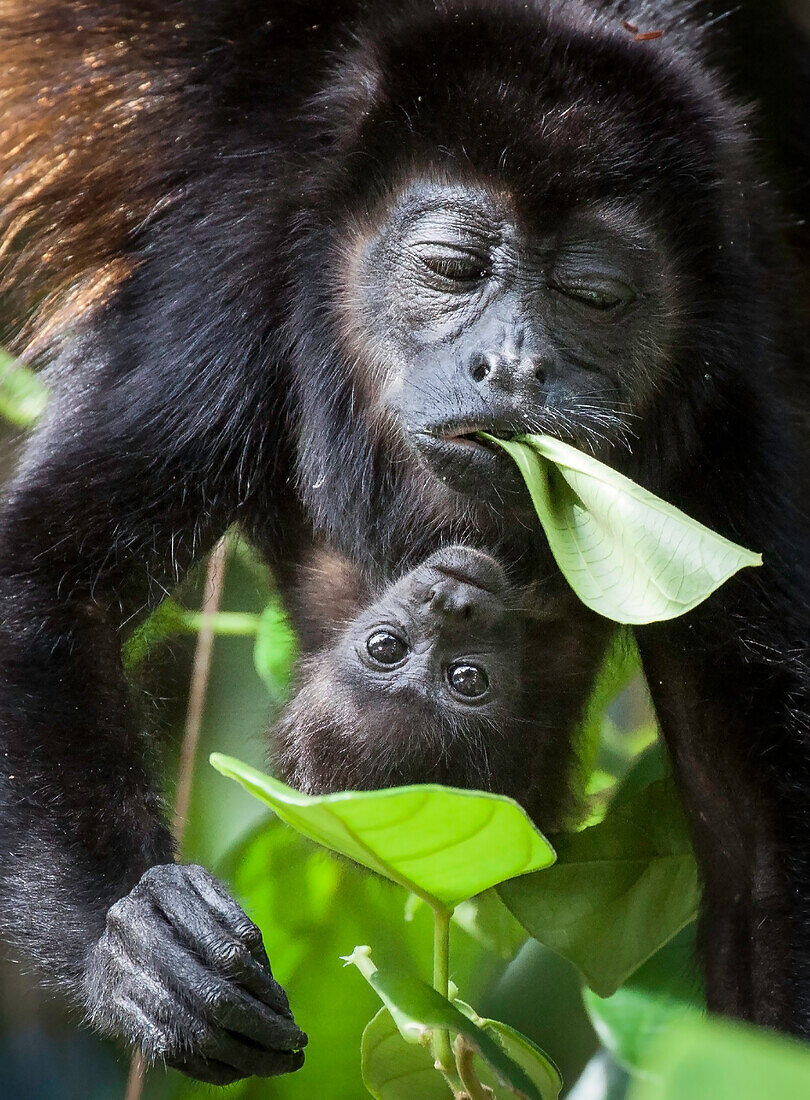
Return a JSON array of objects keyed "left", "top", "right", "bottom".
[
  {"left": 420, "top": 251, "right": 490, "bottom": 284},
  {"left": 446, "top": 662, "right": 489, "bottom": 699},
  {"left": 549, "top": 282, "right": 629, "bottom": 312},
  {"left": 366, "top": 630, "right": 409, "bottom": 666}
]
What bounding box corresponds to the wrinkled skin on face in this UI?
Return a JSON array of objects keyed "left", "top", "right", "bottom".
[
  {"left": 338, "top": 178, "right": 674, "bottom": 510},
  {"left": 275, "top": 545, "right": 610, "bottom": 829}
]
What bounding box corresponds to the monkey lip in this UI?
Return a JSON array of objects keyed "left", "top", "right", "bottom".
[
  {"left": 437, "top": 427, "right": 516, "bottom": 449},
  {"left": 433, "top": 428, "right": 524, "bottom": 464},
  {"left": 412, "top": 426, "right": 530, "bottom": 503},
  {"left": 417, "top": 428, "right": 511, "bottom": 464}
]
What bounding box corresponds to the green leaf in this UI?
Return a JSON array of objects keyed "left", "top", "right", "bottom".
[
  {"left": 254, "top": 596, "right": 298, "bottom": 698},
  {"left": 610, "top": 741, "right": 670, "bottom": 809},
  {"left": 362, "top": 1009, "right": 452, "bottom": 1099},
  {"left": 454, "top": 1001, "right": 563, "bottom": 1099},
  {"left": 345, "top": 947, "right": 547, "bottom": 1099},
  {"left": 630, "top": 1017, "right": 810, "bottom": 1100},
  {"left": 122, "top": 598, "right": 189, "bottom": 668},
  {"left": 584, "top": 925, "right": 703, "bottom": 1071},
  {"left": 452, "top": 891, "right": 528, "bottom": 959},
  {"left": 216, "top": 821, "right": 456, "bottom": 1100},
  {"left": 361, "top": 1004, "right": 564, "bottom": 1100},
  {"left": 482, "top": 433, "right": 761, "bottom": 625},
  {"left": 210, "top": 755, "right": 555, "bottom": 909},
  {"left": 0, "top": 351, "right": 49, "bottom": 426},
  {"left": 499, "top": 778, "right": 698, "bottom": 996}
]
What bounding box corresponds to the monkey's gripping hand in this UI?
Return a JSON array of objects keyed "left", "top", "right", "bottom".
[{"left": 83, "top": 864, "right": 306, "bottom": 1084}]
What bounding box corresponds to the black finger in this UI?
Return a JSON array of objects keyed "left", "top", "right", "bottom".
[
  {"left": 164, "top": 878, "right": 284, "bottom": 1005},
  {"left": 167, "top": 1052, "right": 243, "bottom": 1086},
  {"left": 202, "top": 1026, "right": 305, "bottom": 1079},
  {"left": 185, "top": 866, "right": 271, "bottom": 961},
  {"left": 212, "top": 980, "right": 307, "bottom": 1051},
  {"left": 115, "top": 904, "right": 306, "bottom": 1050},
  {"left": 153, "top": 880, "right": 301, "bottom": 1028},
  {"left": 124, "top": 970, "right": 302, "bottom": 1079},
  {"left": 113, "top": 988, "right": 239, "bottom": 1085}
]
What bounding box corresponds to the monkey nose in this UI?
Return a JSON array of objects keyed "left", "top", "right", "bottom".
[
  {"left": 425, "top": 576, "right": 479, "bottom": 621},
  {"left": 468, "top": 351, "right": 550, "bottom": 391}
]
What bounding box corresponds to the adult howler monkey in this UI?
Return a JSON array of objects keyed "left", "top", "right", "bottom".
[{"left": 0, "top": 0, "right": 808, "bottom": 1084}]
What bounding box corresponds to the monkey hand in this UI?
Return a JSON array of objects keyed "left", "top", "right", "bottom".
[{"left": 83, "top": 863, "right": 306, "bottom": 1084}]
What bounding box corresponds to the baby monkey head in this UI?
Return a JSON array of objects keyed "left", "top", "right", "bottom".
[{"left": 274, "top": 546, "right": 530, "bottom": 802}]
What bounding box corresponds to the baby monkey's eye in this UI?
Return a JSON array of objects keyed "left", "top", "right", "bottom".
[
  {"left": 447, "top": 662, "right": 489, "bottom": 699},
  {"left": 366, "top": 630, "right": 409, "bottom": 666}
]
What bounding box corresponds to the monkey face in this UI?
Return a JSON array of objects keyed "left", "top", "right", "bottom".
[
  {"left": 273, "top": 546, "right": 527, "bottom": 796},
  {"left": 291, "top": 5, "right": 723, "bottom": 565},
  {"left": 341, "top": 177, "right": 672, "bottom": 506},
  {"left": 338, "top": 544, "right": 521, "bottom": 713}
]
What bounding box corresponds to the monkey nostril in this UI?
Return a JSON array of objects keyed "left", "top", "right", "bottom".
[
  {"left": 470, "top": 356, "right": 491, "bottom": 384},
  {"left": 425, "top": 580, "right": 476, "bottom": 621},
  {"left": 534, "top": 361, "right": 547, "bottom": 384}
]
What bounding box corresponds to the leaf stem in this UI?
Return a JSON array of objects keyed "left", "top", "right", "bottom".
[
  {"left": 432, "top": 905, "right": 454, "bottom": 1075},
  {"left": 180, "top": 609, "right": 260, "bottom": 635},
  {"left": 454, "top": 1037, "right": 493, "bottom": 1100}
]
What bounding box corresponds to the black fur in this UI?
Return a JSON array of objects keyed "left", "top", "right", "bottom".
[{"left": 0, "top": 0, "right": 808, "bottom": 1079}]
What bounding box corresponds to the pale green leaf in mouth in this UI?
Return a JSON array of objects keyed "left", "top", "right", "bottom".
[{"left": 479, "top": 432, "right": 761, "bottom": 625}]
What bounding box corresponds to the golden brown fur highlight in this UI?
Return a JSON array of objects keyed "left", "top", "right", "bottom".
[{"left": 0, "top": 3, "right": 188, "bottom": 356}]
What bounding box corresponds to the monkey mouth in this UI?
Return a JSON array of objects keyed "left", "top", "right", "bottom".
[
  {"left": 434, "top": 424, "right": 517, "bottom": 451},
  {"left": 411, "top": 423, "right": 530, "bottom": 504}
]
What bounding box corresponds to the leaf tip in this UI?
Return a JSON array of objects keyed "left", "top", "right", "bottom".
[
  {"left": 342, "top": 945, "right": 378, "bottom": 983},
  {"left": 209, "top": 752, "right": 230, "bottom": 774}
]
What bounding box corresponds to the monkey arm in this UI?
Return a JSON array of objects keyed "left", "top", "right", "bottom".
[
  {"left": 0, "top": 385, "right": 306, "bottom": 1082},
  {"left": 637, "top": 562, "right": 810, "bottom": 1036}
]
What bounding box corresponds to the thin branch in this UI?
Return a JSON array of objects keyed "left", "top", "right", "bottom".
[
  {"left": 174, "top": 538, "right": 228, "bottom": 846},
  {"left": 124, "top": 538, "right": 229, "bottom": 1099},
  {"left": 454, "top": 1037, "right": 494, "bottom": 1100}
]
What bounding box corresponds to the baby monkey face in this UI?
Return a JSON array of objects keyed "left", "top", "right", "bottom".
[
  {"left": 274, "top": 546, "right": 529, "bottom": 798},
  {"left": 273, "top": 541, "right": 600, "bottom": 823},
  {"left": 341, "top": 546, "right": 522, "bottom": 714}
]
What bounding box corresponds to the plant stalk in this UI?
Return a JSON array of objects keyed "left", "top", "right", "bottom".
[
  {"left": 174, "top": 539, "right": 229, "bottom": 844},
  {"left": 432, "top": 905, "right": 455, "bottom": 1076},
  {"left": 124, "top": 539, "right": 228, "bottom": 1100},
  {"left": 454, "top": 1036, "right": 493, "bottom": 1100}
]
